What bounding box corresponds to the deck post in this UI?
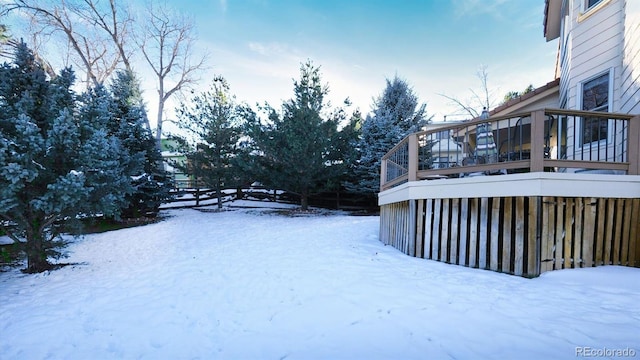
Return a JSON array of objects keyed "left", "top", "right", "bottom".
[
  {"left": 530, "top": 109, "right": 546, "bottom": 172},
  {"left": 380, "top": 158, "right": 388, "bottom": 191},
  {"left": 629, "top": 115, "right": 640, "bottom": 175},
  {"left": 535, "top": 196, "right": 543, "bottom": 276},
  {"left": 408, "top": 134, "right": 418, "bottom": 182}
]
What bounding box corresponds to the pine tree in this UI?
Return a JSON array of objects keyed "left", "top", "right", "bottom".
[
  {"left": 174, "top": 76, "right": 245, "bottom": 210},
  {"left": 249, "top": 61, "right": 341, "bottom": 210},
  {"left": 346, "top": 75, "right": 430, "bottom": 195},
  {"left": 228, "top": 104, "right": 261, "bottom": 200},
  {"left": 0, "top": 43, "right": 129, "bottom": 272},
  {"left": 331, "top": 108, "right": 363, "bottom": 191},
  {"left": 109, "top": 70, "right": 172, "bottom": 218}
]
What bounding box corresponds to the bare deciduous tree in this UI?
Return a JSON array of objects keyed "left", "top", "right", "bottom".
[
  {"left": 137, "top": 2, "right": 207, "bottom": 146},
  {"left": 0, "top": 20, "right": 57, "bottom": 77},
  {"left": 3, "top": 0, "right": 132, "bottom": 86},
  {"left": 439, "top": 65, "right": 498, "bottom": 119},
  {"left": 75, "top": 0, "right": 134, "bottom": 73},
  {"left": 4, "top": 0, "right": 207, "bottom": 141}
]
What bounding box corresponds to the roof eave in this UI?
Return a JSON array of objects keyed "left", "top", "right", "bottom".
[{"left": 544, "top": 0, "right": 562, "bottom": 41}]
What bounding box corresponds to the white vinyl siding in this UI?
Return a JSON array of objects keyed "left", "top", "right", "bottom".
[
  {"left": 620, "top": 0, "right": 640, "bottom": 114},
  {"left": 557, "top": 0, "right": 632, "bottom": 166},
  {"left": 563, "top": 0, "right": 623, "bottom": 112}
]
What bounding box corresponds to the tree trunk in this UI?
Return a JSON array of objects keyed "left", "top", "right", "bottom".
[
  {"left": 216, "top": 180, "right": 222, "bottom": 210},
  {"left": 25, "top": 228, "right": 50, "bottom": 273},
  {"left": 301, "top": 194, "right": 309, "bottom": 211},
  {"left": 155, "top": 93, "right": 165, "bottom": 150}
]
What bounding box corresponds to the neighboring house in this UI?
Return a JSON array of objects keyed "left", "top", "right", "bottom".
[
  {"left": 161, "top": 138, "right": 191, "bottom": 189},
  {"left": 423, "top": 122, "right": 466, "bottom": 169},
  {"left": 489, "top": 80, "right": 562, "bottom": 161},
  {"left": 491, "top": 79, "right": 560, "bottom": 117}
]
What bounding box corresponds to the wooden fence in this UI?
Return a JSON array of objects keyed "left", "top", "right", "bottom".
[{"left": 380, "top": 196, "right": 640, "bottom": 277}]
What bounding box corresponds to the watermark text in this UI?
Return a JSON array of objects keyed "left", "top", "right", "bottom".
[{"left": 576, "top": 347, "right": 636, "bottom": 358}]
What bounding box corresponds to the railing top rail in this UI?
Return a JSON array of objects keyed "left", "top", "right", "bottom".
[
  {"left": 544, "top": 107, "right": 635, "bottom": 120},
  {"left": 413, "top": 111, "right": 536, "bottom": 138}
]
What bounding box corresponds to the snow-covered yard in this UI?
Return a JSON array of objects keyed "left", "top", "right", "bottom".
[{"left": 1, "top": 201, "right": 639, "bottom": 359}]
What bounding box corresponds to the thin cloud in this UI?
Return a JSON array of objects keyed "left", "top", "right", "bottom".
[
  {"left": 244, "top": 42, "right": 305, "bottom": 77},
  {"left": 452, "top": 0, "right": 511, "bottom": 20},
  {"left": 246, "top": 42, "right": 310, "bottom": 68},
  {"left": 247, "top": 42, "right": 294, "bottom": 57}
]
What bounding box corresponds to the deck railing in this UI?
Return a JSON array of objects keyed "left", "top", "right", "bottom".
[{"left": 381, "top": 109, "right": 640, "bottom": 191}]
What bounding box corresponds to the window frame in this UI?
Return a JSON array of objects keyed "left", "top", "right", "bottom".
[{"left": 578, "top": 0, "right": 611, "bottom": 22}]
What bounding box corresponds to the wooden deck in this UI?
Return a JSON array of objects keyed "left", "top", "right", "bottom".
[{"left": 379, "top": 108, "right": 640, "bottom": 277}]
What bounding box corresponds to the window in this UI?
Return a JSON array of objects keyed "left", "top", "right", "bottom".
[
  {"left": 435, "top": 130, "right": 450, "bottom": 140},
  {"left": 586, "top": 0, "right": 603, "bottom": 9},
  {"left": 433, "top": 157, "right": 450, "bottom": 169},
  {"left": 581, "top": 72, "right": 609, "bottom": 144}
]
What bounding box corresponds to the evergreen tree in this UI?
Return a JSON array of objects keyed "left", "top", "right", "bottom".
[
  {"left": 0, "top": 43, "right": 129, "bottom": 272},
  {"left": 327, "top": 106, "right": 363, "bottom": 192},
  {"left": 109, "top": 70, "right": 172, "bottom": 218},
  {"left": 227, "top": 104, "right": 260, "bottom": 200},
  {"left": 174, "top": 76, "right": 245, "bottom": 209},
  {"left": 346, "top": 75, "right": 430, "bottom": 195},
  {"left": 249, "top": 61, "right": 340, "bottom": 210},
  {"left": 76, "top": 84, "right": 132, "bottom": 216}
]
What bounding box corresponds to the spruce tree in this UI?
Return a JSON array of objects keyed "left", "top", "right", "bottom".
[
  {"left": 346, "top": 75, "right": 430, "bottom": 195},
  {"left": 0, "top": 43, "right": 128, "bottom": 272},
  {"left": 174, "top": 76, "right": 245, "bottom": 209},
  {"left": 249, "top": 61, "right": 340, "bottom": 210},
  {"left": 331, "top": 108, "right": 363, "bottom": 192},
  {"left": 109, "top": 70, "right": 172, "bottom": 218},
  {"left": 228, "top": 104, "right": 261, "bottom": 200}
]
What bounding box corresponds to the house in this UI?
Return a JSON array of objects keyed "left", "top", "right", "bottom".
[
  {"left": 377, "top": 0, "right": 640, "bottom": 277},
  {"left": 545, "top": 0, "right": 640, "bottom": 170},
  {"left": 544, "top": 0, "right": 640, "bottom": 115},
  {"left": 423, "top": 121, "right": 466, "bottom": 170},
  {"left": 161, "top": 138, "right": 191, "bottom": 189}
]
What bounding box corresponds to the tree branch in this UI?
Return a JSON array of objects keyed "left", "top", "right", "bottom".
[
  {"left": 5, "top": 0, "right": 135, "bottom": 87},
  {"left": 438, "top": 93, "right": 480, "bottom": 119}
]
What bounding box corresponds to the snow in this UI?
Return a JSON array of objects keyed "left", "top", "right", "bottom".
[
  {"left": 1, "top": 202, "right": 639, "bottom": 359},
  {"left": 0, "top": 236, "right": 15, "bottom": 245},
  {"left": 130, "top": 173, "right": 147, "bottom": 181}
]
